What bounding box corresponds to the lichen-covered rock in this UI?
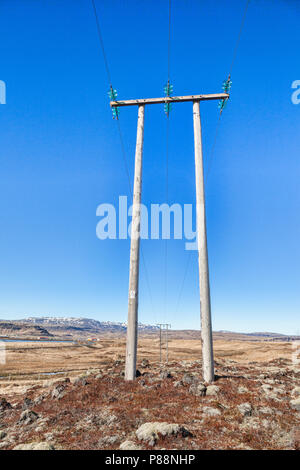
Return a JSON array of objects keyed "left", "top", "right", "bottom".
[
  {"left": 0, "top": 398, "right": 12, "bottom": 411},
  {"left": 136, "top": 422, "right": 191, "bottom": 446},
  {"left": 13, "top": 442, "right": 55, "bottom": 450},
  {"left": 119, "top": 440, "right": 142, "bottom": 450},
  {"left": 22, "top": 397, "right": 33, "bottom": 410},
  {"left": 290, "top": 398, "right": 300, "bottom": 411},
  {"left": 160, "top": 370, "right": 172, "bottom": 379},
  {"left": 292, "top": 387, "right": 300, "bottom": 398},
  {"left": 73, "top": 377, "right": 89, "bottom": 386},
  {"left": 141, "top": 358, "right": 149, "bottom": 368},
  {"left": 18, "top": 410, "right": 39, "bottom": 425},
  {"left": 98, "top": 435, "right": 120, "bottom": 447},
  {"left": 189, "top": 383, "right": 206, "bottom": 397},
  {"left": 238, "top": 403, "right": 253, "bottom": 417},
  {"left": 203, "top": 407, "right": 221, "bottom": 417},
  {"left": 261, "top": 384, "right": 273, "bottom": 394},
  {"left": 258, "top": 406, "right": 273, "bottom": 415},
  {"left": 182, "top": 373, "right": 197, "bottom": 385},
  {"left": 51, "top": 384, "right": 66, "bottom": 399},
  {"left": 173, "top": 380, "right": 183, "bottom": 388},
  {"left": 0, "top": 441, "right": 9, "bottom": 450},
  {"left": 206, "top": 385, "right": 220, "bottom": 396}
]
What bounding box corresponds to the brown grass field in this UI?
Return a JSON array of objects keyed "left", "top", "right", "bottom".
[
  {"left": 0, "top": 333, "right": 295, "bottom": 397},
  {"left": 0, "top": 333, "right": 299, "bottom": 450}
]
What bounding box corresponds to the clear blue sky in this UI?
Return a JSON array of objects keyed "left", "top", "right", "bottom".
[{"left": 0, "top": 0, "right": 299, "bottom": 334}]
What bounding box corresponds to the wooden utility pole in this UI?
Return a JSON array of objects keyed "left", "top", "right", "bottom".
[
  {"left": 125, "top": 105, "right": 145, "bottom": 381},
  {"left": 111, "top": 92, "right": 228, "bottom": 383},
  {"left": 193, "top": 101, "right": 214, "bottom": 383}
]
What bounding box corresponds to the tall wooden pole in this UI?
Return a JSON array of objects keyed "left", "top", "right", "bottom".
[
  {"left": 192, "top": 100, "right": 214, "bottom": 383},
  {"left": 125, "top": 105, "right": 145, "bottom": 381}
]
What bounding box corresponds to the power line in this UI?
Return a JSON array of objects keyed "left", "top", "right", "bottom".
[
  {"left": 206, "top": 112, "right": 222, "bottom": 179},
  {"left": 167, "top": 0, "right": 172, "bottom": 81},
  {"left": 91, "top": 0, "right": 112, "bottom": 87},
  {"left": 206, "top": 0, "right": 250, "bottom": 179},
  {"left": 174, "top": 250, "right": 193, "bottom": 315},
  {"left": 174, "top": 0, "right": 251, "bottom": 317},
  {"left": 229, "top": 0, "right": 251, "bottom": 78},
  {"left": 163, "top": 0, "right": 172, "bottom": 321},
  {"left": 91, "top": 0, "right": 156, "bottom": 318},
  {"left": 116, "top": 120, "right": 132, "bottom": 195}
]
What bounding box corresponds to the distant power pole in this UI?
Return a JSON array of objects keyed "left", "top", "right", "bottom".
[
  {"left": 157, "top": 323, "right": 171, "bottom": 363},
  {"left": 111, "top": 92, "right": 228, "bottom": 383},
  {"left": 166, "top": 324, "right": 170, "bottom": 363},
  {"left": 158, "top": 324, "right": 162, "bottom": 363}
]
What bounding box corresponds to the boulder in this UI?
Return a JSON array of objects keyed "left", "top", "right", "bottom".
[
  {"left": 74, "top": 377, "right": 89, "bottom": 386},
  {"left": 98, "top": 435, "right": 120, "bottom": 447},
  {"left": 173, "top": 380, "right": 183, "bottom": 388},
  {"left": 13, "top": 442, "right": 55, "bottom": 450},
  {"left": 160, "top": 370, "right": 172, "bottom": 379},
  {"left": 203, "top": 407, "right": 221, "bottom": 417},
  {"left": 22, "top": 397, "right": 33, "bottom": 410},
  {"left": 182, "top": 373, "right": 197, "bottom": 385},
  {"left": 141, "top": 359, "right": 150, "bottom": 368},
  {"left": 119, "top": 440, "right": 142, "bottom": 450},
  {"left": 136, "top": 422, "right": 191, "bottom": 446},
  {"left": 290, "top": 398, "right": 300, "bottom": 411},
  {"left": 292, "top": 387, "right": 300, "bottom": 398},
  {"left": 51, "top": 384, "right": 66, "bottom": 399},
  {"left": 206, "top": 385, "right": 220, "bottom": 396},
  {"left": 0, "top": 398, "right": 12, "bottom": 411},
  {"left": 18, "top": 410, "right": 39, "bottom": 425},
  {"left": 189, "top": 383, "right": 206, "bottom": 397},
  {"left": 237, "top": 403, "right": 253, "bottom": 417}
]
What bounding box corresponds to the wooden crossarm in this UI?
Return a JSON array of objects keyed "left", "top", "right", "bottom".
[{"left": 110, "top": 93, "right": 229, "bottom": 108}]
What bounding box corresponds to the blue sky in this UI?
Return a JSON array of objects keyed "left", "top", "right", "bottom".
[{"left": 0, "top": 0, "right": 299, "bottom": 334}]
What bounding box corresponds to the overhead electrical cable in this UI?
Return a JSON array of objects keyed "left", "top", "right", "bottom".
[
  {"left": 175, "top": 0, "right": 251, "bottom": 316},
  {"left": 163, "top": 0, "right": 172, "bottom": 322},
  {"left": 206, "top": 0, "right": 250, "bottom": 179},
  {"left": 91, "top": 0, "right": 156, "bottom": 317}
]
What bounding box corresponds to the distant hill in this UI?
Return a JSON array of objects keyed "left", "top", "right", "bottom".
[
  {"left": 20, "top": 317, "right": 158, "bottom": 331},
  {"left": 0, "top": 317, "right": 298, "bottom": 342},
  {"left": 0, "top": 321, "right": 53, "bottom": 338},
  {"left": 0, "top": 317, "right": 158, "bottom": 339}
]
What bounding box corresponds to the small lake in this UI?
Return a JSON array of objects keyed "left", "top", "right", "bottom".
[{"left": 0, "top": 338, "right": 74, "bottom": 343}]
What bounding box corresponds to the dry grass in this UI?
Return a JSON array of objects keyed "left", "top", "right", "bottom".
[{"left": 0, "top": 334, "right": 299, "bottom": 450}]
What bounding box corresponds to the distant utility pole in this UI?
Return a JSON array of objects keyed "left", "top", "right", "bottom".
[
  {"left": 111, "top": 92, "right": 229, "bottom": 383},
  {"left": 157, "top": 323, "right": 171, "bottom": 364}
]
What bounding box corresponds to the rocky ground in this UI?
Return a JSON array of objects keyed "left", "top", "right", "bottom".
[{"left": 0, "top": 357, "right": 299, "bottom": 450}]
